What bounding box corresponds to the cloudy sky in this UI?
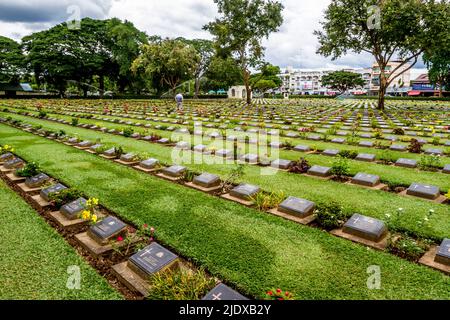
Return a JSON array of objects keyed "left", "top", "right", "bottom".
[{"left": 0, "top": 0, "right": 426, "bottom": 73}]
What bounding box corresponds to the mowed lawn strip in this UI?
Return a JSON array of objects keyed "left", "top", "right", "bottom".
[
  {"left": 1, "top": 125, "right": 449, "bottom": 300},
  {"left": 0, "top": 179, "right": 122, "bottom": 300},
  {"left": 4, "top": 111, "right": 450, "bottom": 192},
  {"left": 1, "top": 118, "right": 449, "bottom": 241}
]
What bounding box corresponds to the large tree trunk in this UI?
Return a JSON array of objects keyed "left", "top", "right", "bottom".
[
  {"left": 99, "top": 75, "right": 105, "bottom": 98},
  {"left": 243, "top": 70, "right": 251, "bottom": 105},
  {"left": 438, "top": 79, "right": 443, "bottom": 97},
  {"left": 194, "top": 77, "right": 201, "bottom": 99},
  {"left": 377, "top": 71, "right": 387, "bottom": 111}
]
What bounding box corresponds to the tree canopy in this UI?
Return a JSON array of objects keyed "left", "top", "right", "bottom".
[
  {"left": 204, "top": 0, "right": 284, "bottom": 104},
  {"left": 0, "top": 36, "right": 24, "bottom": 84},
  {"left": 131, "top": 39, "right": 200, "bottom": 94},
  {"left": 321, "top": 71, "right": 365, "bottom": 94},
  {"left": 315, "top": 0, "right": 449, "bottom": 109}
]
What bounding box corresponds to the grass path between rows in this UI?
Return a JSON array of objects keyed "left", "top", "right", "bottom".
[
  {"left": 1, "top": 124, "right": 449, "bottom": 300},
  {"left": 0, "top": 178, "right": 122, "bottom": 300},
  {"left": 1, "top": 117, "right": 449, "bottom": 241}
]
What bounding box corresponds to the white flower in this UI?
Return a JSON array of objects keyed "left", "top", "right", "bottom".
[
  {"left": 429, "top": 209, "right": 435, "bottom": 214},
  {"left": 385, "top": 214, "right": 391, "bottom": 218},
  {"left": 424, "top": 217, "right": 429, "bottom": 222}
]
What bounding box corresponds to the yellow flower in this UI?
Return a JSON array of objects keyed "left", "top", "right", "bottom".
[
  {"left": 91, "top": 214, "right": 98, "bottom": 223},
  {"left": 92, "top": 198, "right": 99, "bottom": 206},
  {"left": 81, "top": 210, "right": 91, "bottom": 220},
  {"left": 10, "top": 148, "right": 14, "bottom": 152}
]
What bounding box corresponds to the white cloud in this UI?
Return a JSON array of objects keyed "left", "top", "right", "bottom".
[{"left": 0, "top": 0, "right": 426, "bottom": 71}]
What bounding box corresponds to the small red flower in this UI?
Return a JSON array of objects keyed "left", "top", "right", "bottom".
[
  {"left": 117, "top": 236, "right": 124, "bottom": 242},
  {"left": 149, "top": 237, "right": 154, "bottom": 242},
  {"left": 143, "top": 224, "right": 148, "bottom": 229},
  {"left": 285, "top": 291, "right": 290, "bottom": 296},
  {"left": 277, "top": 298, "right": 284, "bottom": 301},
  {"left": 276, "top": 289, "right": 281, "bottom": 293},
  {"left": 267, "top": 291, "right": 273, "bottom": 296}
]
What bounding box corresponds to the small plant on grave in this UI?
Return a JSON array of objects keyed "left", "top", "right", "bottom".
[
  {"left": 15, "top": 162, "right": 41, "bottom": 178},
  {"left": 183, "top": 170, "right": 196, "bottom": 183},
  {"left": 346, "top": 136, "right": 360, "bottom": 146},
  {"left": 407, "top": 139, "right": 422, "bottom": 153},
  {"left": 71, "top": 118, "right": 79, "bottom": 126},
  {"left": 378, "top": 150, "right": 397, "bottom": 164},
  {"left": 38, "top": 110, "right": 47, "bottom": 118},
  {"left": 112, "top": 224, "right": 156, "bottom": 257},
  {"left": 330, "top": 156, "right": 350, "bottom": 179},
  {"left": 283, "top": 140, "right": 294, "bottom": 150},
  {"left": 314, "top": 202, "right": 346, "bottom": 230},
  {"left": 338, "top": 150, "right": 358, "bottom": 159},
  {"left": 56, "top": 130, "right": 66, "bottom": 139},
  {"left": 418, "top": 155, "right": 442, "bottom": 171},
  {"left": 220, "top": 164, "right": 245, "bottom": 193},
  {"left": 265, "top": 288, "right": 294, "bottom": 301},
  {"left": 94, "top": 145, "right": 108, "bottom": 155},
  {"left": 445, "top": 190, "right": 450, "bottom": 200},
  {"left": 0, "top": 144, "right": 14, "bottom": 154},
  {"left": 386, "top": 234, "right": 431, "bottom": 262},
  {"left": 113, "top": 146, "right": 124, "bottom": 158},
  {"left": 48, "top": 188, "right": 84, "bottom": 209},
  {"left": 431, "top": 137, "right": 440, "bottom": 146},
  {"left": 373, "top": 129, "right": 383, "bottom": 139},
  {"left": 252, "top": 191, "right": 286, "bottom": 211},
  {"left": 32, "top": 124, "right": 43, "bottom": 131},
  {"left": 80, "top": 197, "right": 100, "bottom": 224},
  {"left": 392, "top": 127, "right": 405, "bottom": 135},
  {"left": 288, "top": 158, "right": 311, "bottom": 174},
  {"left": 123, "top": 127, "right": 135, "bottom": 137},
  {"left": 146, "top": 268, "right": 216, "bottom": 301}
]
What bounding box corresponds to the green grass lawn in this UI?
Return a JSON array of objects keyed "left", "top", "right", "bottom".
[
  {"left": 1, "top": 117, "right": 449, "bottom": 241},
  {"left": 0, "top": 178, "right": 122, "bottom": 300},
  {"left": 0, "top": 124, "right": 449, "bottom": 300}
]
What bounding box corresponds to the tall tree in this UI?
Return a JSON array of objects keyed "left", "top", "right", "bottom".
[
  {"left": 0, "top": 36, "right": 25, "bottom": 84},
  {"left": 106, "top": 18, "right": 148, "bottom": 93},
  {"left": 422, "top": 2, "right": 450, "bottom": 97},
  {"left": 204, "top": 56, "right": 243, "bottom": 90},
  {"left": 250, "top": 63, "right": 282, "bottom": 93},
  {"left": 204, "top": 0, "right": 284, "bottom": 104},
  {"left": 315, "top": 0, "right": 446, "bottom": 110},
  {"left": 321, "top": 71, "right": 366, "bottom": 94},
  {"left": 180, "top": 39, "right": 215, "bottom": 98},
  {"left": 131, "top": 39, "right": 200, "bottom": 95}
]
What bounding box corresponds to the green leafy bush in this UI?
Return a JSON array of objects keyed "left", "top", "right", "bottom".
[
  {"left": 314, "top": 202, "right": 346, "bottom": 230},
  {"left": 418, "top": 155, "right": 442, "bottom": 171},
  {"left": 71, "top": 118, "right": 79, "bottom": 126},
  {"left": 48, "top": 188, "right": 84, "bottom": 208},
  {"left": 15, "top": 162, "right": 41, "bottom": 177},
  {"left": 123, "top": 127, "right": 134, "bottom": 137},
  {"left": 146, "top": 268, "right": 216, "bottom": 300},
  {"left": 387, "top": 236, "right": 430, "bottom": 262},
  {"left": 338, "top": 150, "right": 358, "bottom": 159},
  {"left": 330, "top": 156, "right": 350, "bottom": 178}
]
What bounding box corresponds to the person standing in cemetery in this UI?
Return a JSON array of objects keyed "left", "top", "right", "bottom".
[{"left": 175, "top": 92, "right": 184, "bottom": 112}]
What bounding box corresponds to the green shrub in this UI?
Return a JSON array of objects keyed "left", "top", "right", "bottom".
[
  {"left": 146, "top": 268, "right": 216, "bottom": 300},
  {"left": 387, "top": 236, "right": 430, "bottom": 262},
  {"left": 48, "top": 188, "right": 84, "bottom": 209},
  {"left": 38, "top": 110, "right": 47, "bottom": 118},
  {"left": 71, "top": 118, "right": 79, "bottom": 126},
  {"left": 378, "top": 150, "right": 398, "bottom": 164},
  {"left": 338, "top": 150, "right": 358, "bottom": 159},
  {"left": 418, "top": 155, "right": 442, "bottom": 171},
  {"left": 314, "top": 202, "right": 346, "bottom": 230},
  {"left": 15, "top": 162, "right": 41, "bottom": 177},
  {"left": 252, "top": 191, "right": 286, "bottom": 211},
  {"left": 123, "top": 127, "right": 134, "bottom": 137},
  {"left": 330, "top": 156, "right": 350, "bottom": 178},
  {"left": 393, "top": 128, "right": 405, "bottom": 135}
]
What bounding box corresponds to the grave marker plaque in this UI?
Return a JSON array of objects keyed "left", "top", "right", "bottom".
[
  {"left": 271, "top": 159, "right": 294, "bottom": 170},
  {"left": 4, "top": 158, "right": 24, "bottom": 169},
  {"left": 88, "top": 216, "right": 127, "bottom": 245},
  {"left": 128, "top": 243, "right": 179, "bottom": 279},
  {"left": 343, "top": 214, "right": 387, "bottom": 242},
  {"left": 40, "top": 184, "right": 68, "bottom": 202},
  {"left": 230, "top": 184, "right": 260, "bottom": 201},
  {"left": 0, "top": 152, "right": 14, "bottom": 162},
  {"left": 61, "top": 198, "right": 87, "bottom": 220},
  {"left": 443, "top": 164, "right": 450, "bottom": 174},
  {"left": 434, "top": 238, "right": 450, "bottom": 266},
  {"left": 395, "top": 158, "right": 418, "bottom": 168},
  {"left": 202, "top": 284, "right": 248, "bottom": 301},
  {"left": 278, "top": 196, "right": 315, "bottom": 218},
  {"left": 425, "top": 148, "right": 443, "bottom": 156},
  {"left": 162, "top": 165, "right": 186, "bottom": 178},
  {"left": 193, "top": 173, "right": 220, "bottom": 189},
  {"left": 351, "top": 173, "right": 380, "bottom": 187},
  {"left": 307, "top": 165, "right": 332, "bottom": 177},
  {"left": 390, "top": 144, "right": 407, "bottom": 151},
  {"left": 406, "top": 183, "right": 440, "bottom": 200},
  {"left": 25, "top": 173, "right": 50, "bottom": 188},
  {"left": 322, "top": 149, "right": 340, "bottom": 157},
  {"left": 120, "top": 153, "right": 136, "bottom": 163},
  {"left": 140, "top": 158, "right": 159, "bottom": 170},
  {"left": 294, "top": 145, "right": 310, "bottom": 152},
  {"left": 355, "top": 153, "right": 376, "bottom": 162}
]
